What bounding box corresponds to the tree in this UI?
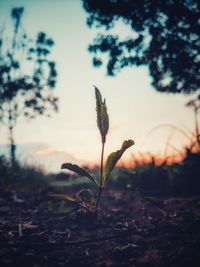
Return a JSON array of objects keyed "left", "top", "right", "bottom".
[
  {"left": 82, "top": 0, "right": 200, "bottom": 94},
  {"left": 0, "top": 7, "right": 58, "bottom": 164}
]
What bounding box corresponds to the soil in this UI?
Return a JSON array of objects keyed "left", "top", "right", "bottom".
[{"left": 0, "top": 187, "right": 200, "bottom": 267}]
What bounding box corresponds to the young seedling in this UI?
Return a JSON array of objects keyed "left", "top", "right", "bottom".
[{"left": 61, "top": 86, "right": 134, "bottom": 213}]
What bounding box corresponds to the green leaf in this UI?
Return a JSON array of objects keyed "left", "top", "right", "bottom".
[
  {"left": 101, "top": 100, "right": 109, "bottom": 140},
  {"left": 56, "top": 201, "right": 77, "bottom": 214},
  {"left": 104, "top": 139, "right": 134, "bottom": 182},
  {"left": 95, "top": 85, "right": 103, "bottom": 112},
  {"left": 39, "top": 200, "right": 54, "bottom": 210},
  {"left": 39, "top": 199, "right": 77, "bottom": 213},
  {"left": 61, "top": 163, "right": 97, "bottom": 184},
  {"left": 94, "top": 86, "right": 109, "bottom": 143},
  {"left": 49, "top": 193, "right": 77, "bottom": 202}
]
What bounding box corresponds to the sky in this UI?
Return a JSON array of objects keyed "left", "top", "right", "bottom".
[{"left": 0, "top": 0, "right": 194, "bottom": 172}]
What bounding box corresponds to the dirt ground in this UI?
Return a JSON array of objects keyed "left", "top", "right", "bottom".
[{"left": 0, "top": 187, "right": 200, "bottom": 267}]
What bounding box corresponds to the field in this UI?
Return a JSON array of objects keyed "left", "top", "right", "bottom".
[
  {"left": 0, "top": 152, "right": 200, "bottom": 267},
  {"left": 1, "top": 189, "right": 200, "bottom": 267}
]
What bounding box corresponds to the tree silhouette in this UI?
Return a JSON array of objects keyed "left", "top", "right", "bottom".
[
  {"left": 0, "top": 7, "right": 58, "bottom": 164},
  {"left": 82, "top": 0, "right": 200, "bottom": 94}
]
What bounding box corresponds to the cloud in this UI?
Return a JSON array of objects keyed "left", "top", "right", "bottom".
[
  {"left": 29, "top": 144, "right": 87, "bottom": 173},
  {"left": 0, "top": 143, "right": 87, "bottom": 173}
]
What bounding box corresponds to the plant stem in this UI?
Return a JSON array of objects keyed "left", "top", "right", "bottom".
[
  {"left": 95, "top": 187, "right": 103, "bottom": 213},
  {"left": 95, "top": 141, "right": 105, "bottom": 213},
  {"left": 100, "top": 141, "right": 105, "bottom": 187}
]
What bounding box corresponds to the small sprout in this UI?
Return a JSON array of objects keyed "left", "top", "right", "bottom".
[
  {"left": 76, "top": 189, "right": 95, "bottom": 209},
  {"left": 41, "top": 197, "right": 77, "bottom": 213},
  {"left": 61, "top": 86, "right": 134, "bottom": 214},
  {"left": 50, "top": 190, "right": 95, "bottom": 213}
]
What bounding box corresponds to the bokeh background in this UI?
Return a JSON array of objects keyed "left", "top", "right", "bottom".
[{"left": 0, "top": 0, "right": 194, "bottom": 172}]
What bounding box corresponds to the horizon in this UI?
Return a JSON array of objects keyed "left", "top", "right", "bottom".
[{"left": 0, "top": 0, "right": 195, "bottom": 173}]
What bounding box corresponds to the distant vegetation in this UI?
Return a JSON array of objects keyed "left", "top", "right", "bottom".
[
  {"left": 113, "top": 146, "right": 200, "bottom": 196},
  {"left": 1, "top": 139, "right": 200, "bottom": 198},
  {"left": 0, "top": 7, "right": 58, "bottom": 165},
  {"left": 0, "top": 155, "right": 49, "bottom": 192}
]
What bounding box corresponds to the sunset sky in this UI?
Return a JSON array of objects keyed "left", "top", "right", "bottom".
[{"left": 0, "top": 0, "right": 194, "bottom": 172}]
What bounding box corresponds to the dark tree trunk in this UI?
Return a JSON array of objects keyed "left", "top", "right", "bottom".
[{"left": 9, "top": 125, "right": 16, "bottom": 166}]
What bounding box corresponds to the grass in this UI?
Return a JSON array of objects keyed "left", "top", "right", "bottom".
[{"left": 0, "top": 156, "right": 49, "bottom": 192}]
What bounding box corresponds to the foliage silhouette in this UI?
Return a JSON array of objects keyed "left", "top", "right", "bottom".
[
  {"left": 0, "top": 7, "right": 58, "bottom": 164},
  {"left": 82, "top": 0, "right": 200, "bottom": 94},
  {"left": 113, "top": 145, "right": 200, "bottom": 196}
]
